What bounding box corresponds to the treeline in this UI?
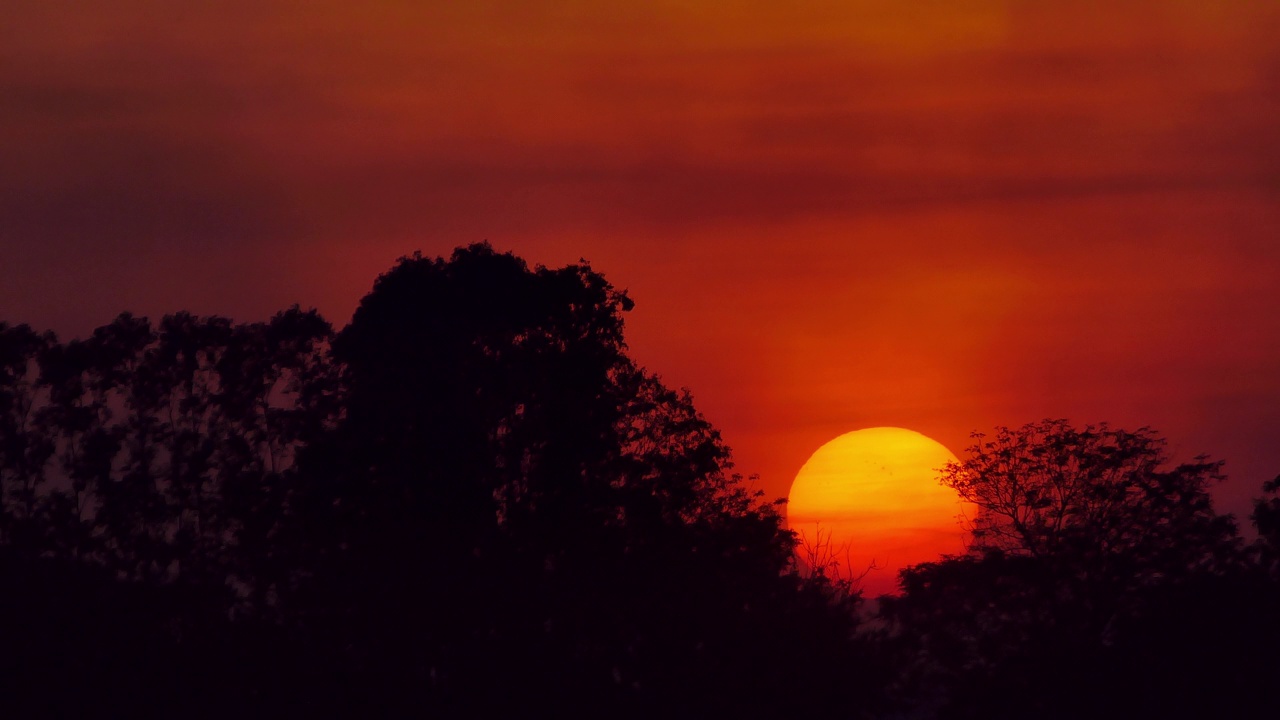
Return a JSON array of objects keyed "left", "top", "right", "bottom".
[
  {"left": 1, "top": 244, "right": 1278, "bottom": 719},
  {"left": 0, "top": 308, "right": 334, "bottom": 601},
  {"left": 0, "top": 245, "right": 876, "bottom": 718}
]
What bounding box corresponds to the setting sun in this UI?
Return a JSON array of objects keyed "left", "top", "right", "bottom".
[{"left": 787, "top": 427, "right": 973, "bottom": 597}]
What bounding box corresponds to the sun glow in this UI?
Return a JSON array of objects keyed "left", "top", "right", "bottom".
[{"left": 787, "top": 427, "right": 972, "bottom": 597}]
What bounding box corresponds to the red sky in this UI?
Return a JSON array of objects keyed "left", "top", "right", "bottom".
[{"left": 4, "top": 1, "right": 1279, "bottom": 524}]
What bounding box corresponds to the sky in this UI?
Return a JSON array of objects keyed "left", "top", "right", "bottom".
[{"left": 4, "top": 1, "right": 1279, "bottom": 525}]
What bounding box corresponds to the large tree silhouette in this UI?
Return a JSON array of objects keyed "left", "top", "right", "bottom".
[{"left": 287, "top": 244, "right": 874, "bottom": 716}]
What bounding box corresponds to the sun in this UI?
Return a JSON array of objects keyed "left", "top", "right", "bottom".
[{"left": 787, "top": 427, "right": 972, "bottom": 597}]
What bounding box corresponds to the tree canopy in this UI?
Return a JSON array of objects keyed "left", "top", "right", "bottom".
[
  {"left": 289, "top": 243, "right": 870, "bottom": 716},
  {"left": 941, "top": 419, "right": 1240, "bottom": 582}
]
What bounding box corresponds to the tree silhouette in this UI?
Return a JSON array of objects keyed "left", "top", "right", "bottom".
[
  {"left": 944, "top": 420, "right": 1235, "bottom": 562},
  {"left": 0, "top": 310, "right": 340, "bottom": 717},
  {"left": 285, "top": 243, "right": 876, "bottom": 716},
  {"left": 0, "top": 309, "right": 334, "bottom": 602},
  {"left": 0, "top": 322, "right": 55, "bottom": 549},
  {"left": 882, "top": 420, "right": 1263, "bottom": 719}
]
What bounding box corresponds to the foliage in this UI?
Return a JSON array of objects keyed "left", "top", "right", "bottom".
[
  {"left": 1252, "top": 474, "right": 1280, "bottom": 574},
  {"left": 0, "top": 245, "right": 877, "bottom": 718},
  {"left": 289, "top": 243, "right": 871, "bottom": 716},
  {"left": 940, "top": 419, "right": 1241, "bottom": 584},
  {"left": 882, "top": 419, "right": 1264, "bottom": 719},
  {"left": 884, "top": 550, "right": 1280, "bottom": 720},
  {"left": 10, "top": 255, "right": 1280, "bottom": 718},
  {"left": 0, "top": 309, "right": 336, "bottom": 609}
]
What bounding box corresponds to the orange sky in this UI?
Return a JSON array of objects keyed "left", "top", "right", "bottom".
[{"left": 3, "top": 1, "right": 1279, "bottom": 523}]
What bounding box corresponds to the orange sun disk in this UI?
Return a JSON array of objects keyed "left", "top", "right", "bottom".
[{"left": 786, "top": 427, "right": 973, "bottom": 597}]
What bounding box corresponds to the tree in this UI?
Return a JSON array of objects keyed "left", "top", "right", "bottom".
[
  {"left": 287, "top": 243, "right": 875, "bottom": 716},
  {"left": 0, "top": 309, "right": 335, "bottom": 601},
  {"left": 881, "top": 420, "right": 1255, "bottom": 719},
  {"left": 940, "top": 419, "right": 1240, "bottom": 585},
  {"left": 0, "top": 311, "right": 340, "bottom": 717}
]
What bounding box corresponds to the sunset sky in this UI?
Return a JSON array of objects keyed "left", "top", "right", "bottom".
[{"left": 4, "top": 1, "right": 1279, "bottom": 523}]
